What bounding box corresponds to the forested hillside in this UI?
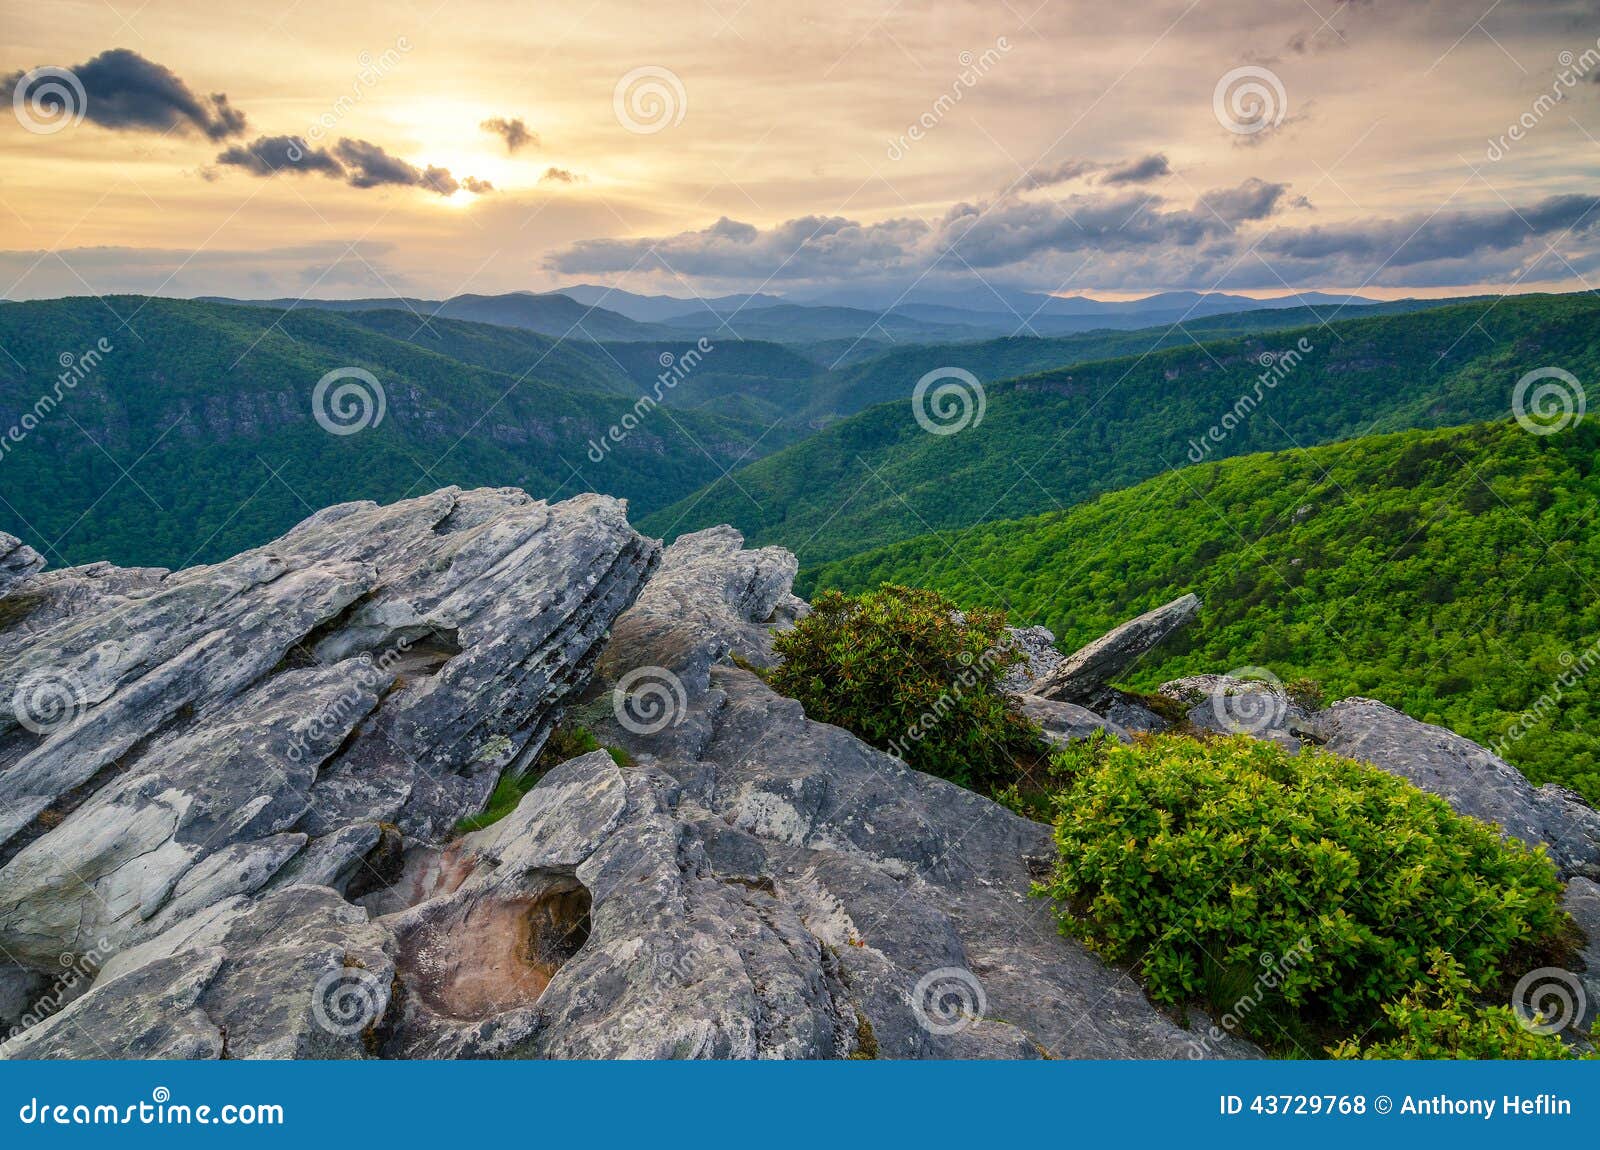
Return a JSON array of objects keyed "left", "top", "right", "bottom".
[
  {"left": 808, "top": 420, "right": 1600, "bottom": 804},
  {"left": 0, "top": 298, "right": 795, "bottom": 568},
  {"left": 648, "top": 294, "right": 1600, "bottom": 564}
]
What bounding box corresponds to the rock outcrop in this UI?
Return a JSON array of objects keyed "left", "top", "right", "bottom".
[
  {"left": 1161, "top": 672, "right": 1309, "bottom": 751},
  {"left": 1017, "top": 694, "right": 1131, "bottom": 747},
  {"left": 1033, "top": 593, "right": 1199, "bottom": 705},
  {"left": 996, "top": 624, "right": 1065, "bottom": 694},
  {"left": 1, "top": 506, "right": 1253, "bottom": 1060},
  {"left": 5, "top": 500, "right": 1593, "bottom": 1061},
  {"left": 0, "top": 487, "right": 657, "bottom": 1041}
]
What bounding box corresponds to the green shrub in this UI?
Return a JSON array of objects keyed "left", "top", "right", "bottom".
[
  {"left": 768, "top": 585, "right": 1042, "bottom": 791},
  {"left": 1331, "top": 950, "right": 1595, "bottom": 1060},
  {"left": 1037, "top": 734, "right": 1569, "bottom": 1034}
]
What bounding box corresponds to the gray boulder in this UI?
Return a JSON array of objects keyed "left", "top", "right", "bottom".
[
  {"left": 1560, "top": 878, "right": 1600, "bottom": 1034},
  {"left": 1017, "top": 695, "right": 1130, "bottom": 747},
  {"left": 1034, "top": 594, "right": 1199, "bottom": 705},
  {"left": 996, "top": 624, "right": 1065, "bottom": 694},
  {"left": 1304, "top": 698, "right": 1600, "bottom": 880},
  {"left": 1163, "top": 673, "right": 1308, "bottom": 751}
]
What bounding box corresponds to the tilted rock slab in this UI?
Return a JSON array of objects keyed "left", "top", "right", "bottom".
[
  {"left": 1034, "top": 593, "right": 1199, "bottom": 705},
  {"left": 0, "top": 488, "right": 657, "bottom": 999}
]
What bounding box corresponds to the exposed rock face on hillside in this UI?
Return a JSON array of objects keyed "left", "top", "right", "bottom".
[{"left": 1305, "top": 698, "right": 1600, "bottom": 881}]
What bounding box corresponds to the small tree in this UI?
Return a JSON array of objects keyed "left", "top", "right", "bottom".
[{"left": 769, "top": 585, "right": 1041, "bottom": 791}]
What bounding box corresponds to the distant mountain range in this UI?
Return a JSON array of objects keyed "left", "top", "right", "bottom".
[
  {"left": 195, "top": 283, "right": 1410, "bottom": 353},
  {"left": 199, "top": 291, "right": 674, "bottom": 343},
  {"left": 2, "top": 289, "right": 1565, "bottom": 574}
]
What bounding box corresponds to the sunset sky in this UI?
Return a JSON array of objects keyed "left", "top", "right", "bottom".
[{"left": 3, "top": 0, "right": 1599, "bottom": 302}]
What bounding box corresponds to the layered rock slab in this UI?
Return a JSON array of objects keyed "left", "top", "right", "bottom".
[{"left": 0, "top": 488, "right": 657, "bottom": 987}]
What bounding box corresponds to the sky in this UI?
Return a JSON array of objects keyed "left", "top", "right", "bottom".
[{"left": 3, "top": 0, "right": 1600, "bottom": 303}]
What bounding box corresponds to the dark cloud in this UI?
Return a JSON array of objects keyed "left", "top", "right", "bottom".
[
  {"left": 332, "top": 139, "right": 463, "bottom": 195},
  {"left": 481, "top": 116, "right": 537, "bottom": 153},
  {"left": 1099, "top": 153, "right": 1172, "bottom": 185},
  {"left": 335, "top": 138, "right": 422, "bottom": 188},
  {"left": 212, "top": 135, "right": 484, "bottom": 196},
  {"left": 1022, "top": 158, "right": 1100, "bottom": 189},
  {"left": 1196, "top": 177, "right": 1289, "bottom": 223},
  {"left": 0, "top": 49, "right": 247, "bottom": 138},
  {"left": 547, "top": 185, "right": 1600, "bottom": 294},
  {"left": 215, "top": 135, "right": 343, "bottom": 177},
  {"left": 540, "top": 167, "right": 582, "bottom": 184},
  {"left": 1023, "top": 154, "right": 1171, "bottom": 190},
  {"left": 1259, "top": 193, "right": 1600, "bottom": 267}
]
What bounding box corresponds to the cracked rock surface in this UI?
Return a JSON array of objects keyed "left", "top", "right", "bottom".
[
  {"left": 0, "top": 487, "right": 657, "bottom": 1049},
  {"left": 2, "top": 512, "right": 1249, "bottom": 1060}
]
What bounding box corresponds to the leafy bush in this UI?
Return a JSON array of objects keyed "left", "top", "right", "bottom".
[
  {"left": 1037, "top": 734, "right": 1569, "bottom": 1034},
  {"left": 768, "top": 585, "right": 1042, "bottom": 791},
  {"left": 1331, "top": 950, "right": 1595, "bottom": 1060}
]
